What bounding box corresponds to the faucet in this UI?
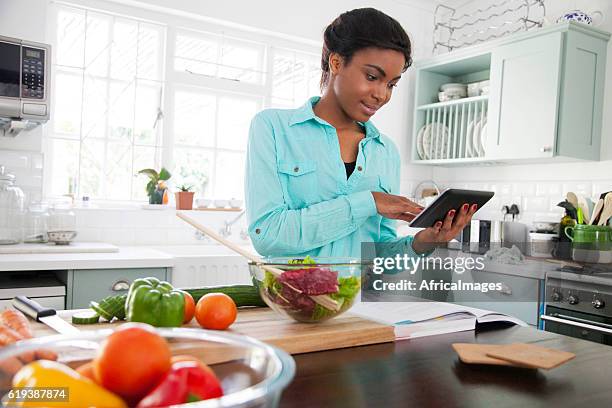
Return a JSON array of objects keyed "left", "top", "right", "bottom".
[{"left": 219, "top": 210, "right": 246, "bottom": 238}]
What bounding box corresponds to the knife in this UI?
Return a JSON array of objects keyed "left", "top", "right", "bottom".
[{"left": 13, "top": 296, "right": 80, "bottom": 334}]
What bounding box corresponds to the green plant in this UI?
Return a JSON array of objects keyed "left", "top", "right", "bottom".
[
  {"left": 137, "top": 167, "right": 171, "bottom": 197},
  {"left": 177, "top": 184, "right": 193, "bottom": 192}
]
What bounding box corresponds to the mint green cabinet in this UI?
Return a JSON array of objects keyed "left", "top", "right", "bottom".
[
  {"left": 412, "top": 22, "right": 610, "bottom": 165},
  {"left": 68, "top": 268, "right": 170, "bottom": 309}
]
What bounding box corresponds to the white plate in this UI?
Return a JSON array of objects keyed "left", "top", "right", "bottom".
[
  {"left": 422, "top": 123, "right": 450, "bottom": 159},
  {"left": 416, "top": 124, "right": 427, "bottom": 159},
  {"left": 465, "top": 119, "right": 475, "bottom": 158},
  {"left": 472, "top": 119, "right": 483, "bottom": 157},
  {"left": 478, "top": 119, "right": 487, "bottom": 156}
]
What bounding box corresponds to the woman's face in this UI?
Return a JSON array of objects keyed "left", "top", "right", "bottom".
[{"left": 330, "top": 47, "right": 405, "bottom": 122}]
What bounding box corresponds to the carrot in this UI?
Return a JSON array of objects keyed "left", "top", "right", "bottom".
[
  {"left": 1, "top": 309, "right": 33, "bottom": 339},
  {"left": 34, "top": 349, "right": 58, "bottom": 361},
  {"left": 0, "top": 324, "right": 23, "bottom": 346},
  {"left": 0, "top": 356, "right": 23, "bottom": 376}
]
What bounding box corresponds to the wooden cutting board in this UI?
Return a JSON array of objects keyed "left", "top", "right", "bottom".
[{"left": 31, "top": 308, "right": 395, "bottom": 355}]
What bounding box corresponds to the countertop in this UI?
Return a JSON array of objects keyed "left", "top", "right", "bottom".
[{"left": 280, "top": 323, "right": 612, "bottom": 407}]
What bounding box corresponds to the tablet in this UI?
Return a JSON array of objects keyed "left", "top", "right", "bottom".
[{"left": 409, "top": 189, "right": 494, "bottom": 228}]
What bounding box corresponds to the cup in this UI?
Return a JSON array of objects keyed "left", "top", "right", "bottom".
[{"left": 564, "top": 224, "right": 612, "bottom": 251}]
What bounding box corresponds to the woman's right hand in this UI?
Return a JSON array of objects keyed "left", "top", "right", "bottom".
[{"left": 371, "top": 192, "right": 424, "bottom": 223}]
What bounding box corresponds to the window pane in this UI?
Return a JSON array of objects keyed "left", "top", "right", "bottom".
[
  {"left": 271, "top": 49, "right": 320, "bottom": 107},
  {"left": 134, "top": 81, "right": 163, "bottom": 145},
  {"left": 175, "top": 34, "right": 217, "bottom": 76},
  {"left": 138, "top": 24, "right": 164, "bottom": 80},
  {"left": 215, "top": 151, "right": 245, "bottom": 199},
  {"left": 81, "top": 77, "right": 108, "bottom": 140},
  {"left": 110, "top": 19, "right": 138, "bottom": 80},
  {"left": 48, "top": 138, "right": 79, "bottom": 196},
  {"left": 79, "top": 139, "right": 105, "bottom": 198},
  {"left": 271, "top": 49, "right": 294, "bottom": 103},
  {"left": 105, "top": 142, "right": 133, "bottom": 199},
  {"left": 84, "top": 13, "right": 111, "bottom": 76},
  {"left": 56, "top": 8, "right": 86, "bottom": 67},
  {"left": 218, "top": 40, "right": 264, "bottom": 84},
  {"left": 173, "top": 148, "right": 213, "bottom": 196},
  {"left": 174, "top": 91, "right": 216, "bottom": 147},
  {"left": 216, "top": 96, "right": 258, "bottom": 150},
  {"left": 108, "top": 81, "right": 135, "bottom": 142},
  {"left": 53, "top": 70, "right": 83, "bottom": 137}
]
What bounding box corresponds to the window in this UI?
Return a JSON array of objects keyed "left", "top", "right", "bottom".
[{"left": 48, "top": 2, "right": 320, "bottom": 202}]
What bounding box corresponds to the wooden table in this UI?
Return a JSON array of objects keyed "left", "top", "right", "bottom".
[{"left": 280, "top": 323, "right": 612, "bottom": 408}]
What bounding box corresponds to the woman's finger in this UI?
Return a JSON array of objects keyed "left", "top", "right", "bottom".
[
  {"left": 400, "top": 197, "right": 425, "bottom": 213},
  {"left": 396, "top": 213, "right": 416, "bottom": 223},
  {"left": 442, "top": 209, "right": 455, "bottom": 231}
]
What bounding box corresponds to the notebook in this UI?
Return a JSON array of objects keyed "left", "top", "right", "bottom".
[{"left": 350, "top": 301, "right": 527, "bottom": 340}]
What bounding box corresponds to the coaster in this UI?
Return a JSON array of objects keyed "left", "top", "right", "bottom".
[
  {"left": 486, "top": 343, "right": 575, "bottom": 370},
  {"left": 452, "top": 343, "right": 530, "bottom": 367}
]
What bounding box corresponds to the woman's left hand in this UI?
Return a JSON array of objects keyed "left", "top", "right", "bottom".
[{"left": 411, "top": 203, "right": 478, "bottom": 254}]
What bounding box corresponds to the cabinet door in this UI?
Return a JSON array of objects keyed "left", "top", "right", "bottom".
[
  {"left": 487, "top": 32, "right": 563, "bottom": 159},
  {"left": 557, "top": 30, "right": 608, "bottom": 160},
  {"left": 70, "top": 268, "right": 167, "bottom": 309}
]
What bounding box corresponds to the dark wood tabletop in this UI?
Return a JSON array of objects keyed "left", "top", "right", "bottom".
[{"left": 280, "top": 323, "right": 612, "bottom": 408}]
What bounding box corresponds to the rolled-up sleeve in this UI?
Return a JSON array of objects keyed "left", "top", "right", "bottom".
[{"left": 245, "top": 113, "right": 377, "bottom": 256}]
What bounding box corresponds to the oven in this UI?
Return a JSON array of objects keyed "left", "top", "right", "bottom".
[
  {"left": 0, "top": 35, "right": 50, "bottom": 122},
  {"left": 543, "top": 270, "right": 612, "bottom": 345}
]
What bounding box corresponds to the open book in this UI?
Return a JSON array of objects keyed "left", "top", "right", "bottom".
[{"left": 350, "top": 301, "right": 527, "bottom": 340}]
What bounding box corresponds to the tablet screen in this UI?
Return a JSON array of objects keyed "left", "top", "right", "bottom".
[{"left": 409, "top": 189, "right": 494, "bottom": 228}]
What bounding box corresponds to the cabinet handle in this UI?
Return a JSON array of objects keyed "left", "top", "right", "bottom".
[
  {"left": 111, "top": 280, "right": 130, "bottom": 291},
  {"left": 540, "top": 146, "right": 552, "bottom": 152}
]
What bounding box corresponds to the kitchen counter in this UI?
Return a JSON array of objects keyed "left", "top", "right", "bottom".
[
  {"left": 280, "top": 323, "right": 612, "bottom": 407},
  {"left": 0, "top": 246, "right": 174, "bottom": 271}
]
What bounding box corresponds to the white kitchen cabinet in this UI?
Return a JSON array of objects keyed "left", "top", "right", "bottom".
[{"left": 412, "top": 21, "right": 610, "bottom": 165}]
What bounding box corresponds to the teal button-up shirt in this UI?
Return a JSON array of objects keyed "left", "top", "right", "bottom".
[{"left": 245, "top": 96, "right": 421, "bottom": 260}]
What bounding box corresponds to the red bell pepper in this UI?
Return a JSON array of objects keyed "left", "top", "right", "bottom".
[{"left": 136, "top": 361, "right": 223, "bottom": 407}]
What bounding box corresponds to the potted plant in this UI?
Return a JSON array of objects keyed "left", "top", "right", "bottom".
[
  {"left": 138, "top": 167, "right": 171, "bottom": 204},
  {"left": 175, "top": 185, "right": 195, "bottom": 210}
]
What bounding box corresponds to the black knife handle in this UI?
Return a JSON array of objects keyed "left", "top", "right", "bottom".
[{"left": 13, "top": 296, "right": 56, "bottom": 321}]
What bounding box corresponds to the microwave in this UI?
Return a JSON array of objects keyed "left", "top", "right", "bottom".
[{"left": 0, "top": 35, "right": 51, "bottom": 124}]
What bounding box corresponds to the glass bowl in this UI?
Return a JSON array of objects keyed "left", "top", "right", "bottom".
[
  {"left": 249, "top": 257, "right": 362, "bottom": 323},
  {"left": 0, "top": 328, "right": 295, "bottom": 408}
]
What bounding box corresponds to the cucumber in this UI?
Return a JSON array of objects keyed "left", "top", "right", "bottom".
[
  {"left": 89, "top": 294, "right": 127, "bottom": 321},
  {"left": 72, "top": 310, "right": 100, "bottom": 325},
  {"left": 90, "top": 301, "right": 114, "bottom": 321},
  {"left": 182, "top": 285, "right": 267, "bottom": 308}
]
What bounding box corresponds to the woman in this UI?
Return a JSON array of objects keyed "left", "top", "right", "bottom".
[{"left": 245, "top": 8, "right": 477, "bottom": 260}]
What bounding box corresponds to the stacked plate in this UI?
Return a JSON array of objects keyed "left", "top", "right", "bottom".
[
  {"left": 465, "top": 117, "right": 487, "bottom": 158},
  {"left": 416, "top": 123, "right": 450, "bottom": 160}
]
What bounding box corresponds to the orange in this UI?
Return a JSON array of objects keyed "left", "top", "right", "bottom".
[
  {"left": 182, "top": 292, "right": 195, "bottom": 324},
  {"left": 93, "top": 323, "right": 171, "bottom": 402},
  {"left": 195, "top": 293, "right": 237, "bottom": 330}
]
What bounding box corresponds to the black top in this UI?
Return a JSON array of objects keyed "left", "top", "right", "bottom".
[{"left": 344, "top": 161, "right": 356, "bottom": 179}]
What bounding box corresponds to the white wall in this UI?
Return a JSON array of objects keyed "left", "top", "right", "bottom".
[{"left": 430, "top": 0, "right": 612, "bottom": 225}]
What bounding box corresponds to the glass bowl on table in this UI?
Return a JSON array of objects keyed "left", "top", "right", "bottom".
[
  {"left": 0, "top": 328, "right": 295, "bottom": 408},
  {"left": 249, "top": 257, "right": 362, "bottom": 323}
]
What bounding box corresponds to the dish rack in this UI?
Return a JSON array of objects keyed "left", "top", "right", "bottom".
[
  {"left": 433, "top": 0, "right": 546, "bottom": 53},
  {"left": 415, "top": 96, "right": 488, "bottom": 161}
]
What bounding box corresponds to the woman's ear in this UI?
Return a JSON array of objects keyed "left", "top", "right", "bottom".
[{"left": 329, "top": 52, "right": 343, "bottom": 75}]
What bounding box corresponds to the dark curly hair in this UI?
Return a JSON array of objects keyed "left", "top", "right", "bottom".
[{"left": 320, "top": 8, "right": 413, "bottom": 90}]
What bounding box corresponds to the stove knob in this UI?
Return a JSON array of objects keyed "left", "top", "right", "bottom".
[
  {"left": 568, "top": 295, "right": 579, "bottom": 305},
  {"left": 592, "top": 299, "right": 605, "bottom": 309},
  {"left": 551, "top": 292, "right": 562, "bottom": 302}
]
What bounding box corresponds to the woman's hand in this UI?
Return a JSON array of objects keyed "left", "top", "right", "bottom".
[
  {"left": 411, "top": 203, "right": 478, "bottom": 254},
  {"left": 371, "top": 192, "right": 424, "bottom": 222}
]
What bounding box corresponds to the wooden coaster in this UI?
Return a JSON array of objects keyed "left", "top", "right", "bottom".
[
  {"left": 486, "top": 343, "right": 576, "bottom": 370},
  {"left": 452, "top": 343, "right": 531, "bottom": 367}
]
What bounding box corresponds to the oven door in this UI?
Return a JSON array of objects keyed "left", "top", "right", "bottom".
[
  {"left": 542, "top": 305, "right": 612, "bottom": 345},
  {"left": 0, "top": 40, "right": 21, "bottom": 98}
]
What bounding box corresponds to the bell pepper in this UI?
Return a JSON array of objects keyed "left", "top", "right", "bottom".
[
  {"left": 126, "top": 277, "right": 185, "bottom": 327},
  {"left": 9, "top": 360, "right": 126, "bottom": 408},
  {"left": 136, "top": 361, "right": 223, "bottom": 407}
]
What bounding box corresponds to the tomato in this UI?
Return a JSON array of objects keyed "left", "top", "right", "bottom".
[
  {"left": 93, "top": 323, "right": 171, "bottom": 402},
  {"left": 171, "top": 355, "right": 215, "bottom": 376},
  {"left": 182, "top": 292, "right": 195, "bottom": 324},
  {"left": 76, "top": 361, "right": 97, "bottom": 383},
  {"left": 195, "top": 293, "right": 237, "bottom": 330}
]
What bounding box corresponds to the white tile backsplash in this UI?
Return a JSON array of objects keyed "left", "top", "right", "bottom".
[{"left": 0, "top": 149, "right": 43, "bottom": 206}]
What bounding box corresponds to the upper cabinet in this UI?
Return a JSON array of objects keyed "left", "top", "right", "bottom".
[{"left": 411, "top": 22, "right": 610, "bottom": 165}]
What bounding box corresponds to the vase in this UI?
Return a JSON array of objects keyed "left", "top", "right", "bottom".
[
  {"left": 175, "top": 191, "right": 195, "bottom": 210},
  {"left": 149, "top": 187, "right": 166, "bottom": 205}
]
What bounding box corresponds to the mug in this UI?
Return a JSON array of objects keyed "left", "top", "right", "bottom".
[
  {"left": 557, "top": 9, "right": 604, "bottom": 26},
  {"left": 564, "top": 224, "right": 612, "bottom": 251}
]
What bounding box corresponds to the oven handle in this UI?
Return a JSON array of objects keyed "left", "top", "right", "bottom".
[{"left": 541, "top": 314, "right": 612, "bottom": 335}]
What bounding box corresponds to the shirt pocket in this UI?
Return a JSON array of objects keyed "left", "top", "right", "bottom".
[{"left": 278, "top": 160, "right": 318, "bottom": 208}]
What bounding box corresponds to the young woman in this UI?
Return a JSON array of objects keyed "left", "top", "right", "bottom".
[{"left": 245, "top": 8, "right": 477, "bottom": 259}]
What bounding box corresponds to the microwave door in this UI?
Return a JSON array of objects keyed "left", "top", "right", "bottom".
[{"left": 0, "top": 41, "right": 21, "bottom": 98}]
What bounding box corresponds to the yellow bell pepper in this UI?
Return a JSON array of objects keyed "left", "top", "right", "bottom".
[{"left": 8, "top": 360, "right": 127, "bottom": 408}]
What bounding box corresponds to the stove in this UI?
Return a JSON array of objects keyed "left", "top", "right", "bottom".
[{"left": 543, "top": 265, "right": 612, "bottom": 345}]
